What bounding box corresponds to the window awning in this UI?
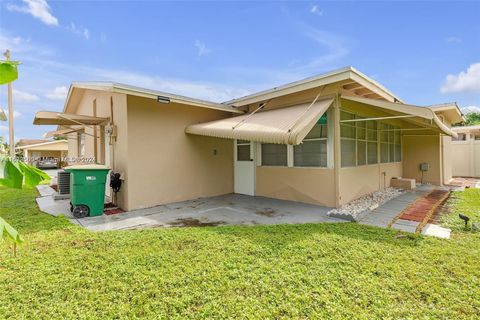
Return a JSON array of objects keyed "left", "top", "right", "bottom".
[
  {"left": 33, "top": 111, "right": 109, "bottom": 126},
  {"left": 186, "top": 98, "right": 334, "bottom": 145},
  {"left": 43, "top": 126, "right": 83, "bottom": 138},
  {"left": 340, "top": 95, "right": 458, "bottom": 138}
]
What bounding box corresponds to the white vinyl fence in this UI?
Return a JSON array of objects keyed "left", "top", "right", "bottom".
[{"left": 452, "top": 140, "right": 480, "bottom": 177}]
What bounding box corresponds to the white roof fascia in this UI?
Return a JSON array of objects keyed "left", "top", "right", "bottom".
[
  {"left": 223, "top": 67, "right": 404, "bottom": 106},
  {"left": 69, "top": 82, "right": 243, "bottom": 114}
]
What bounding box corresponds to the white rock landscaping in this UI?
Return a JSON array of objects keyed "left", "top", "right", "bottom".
[{"left": 328, "top": 187, "right": 405, "bottom": 221}]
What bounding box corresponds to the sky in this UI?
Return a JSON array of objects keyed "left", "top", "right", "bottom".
[{"left": 0, "top": 0, "right": 479, "bottom": 141}]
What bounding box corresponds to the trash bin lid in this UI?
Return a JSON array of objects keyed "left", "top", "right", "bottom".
[{"left": 64, "top": 164, "right": 110, "bottom": 171}]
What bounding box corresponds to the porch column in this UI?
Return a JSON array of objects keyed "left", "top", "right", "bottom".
[{"left": 333, "top": 94, "right": 341, "bottom": 207}]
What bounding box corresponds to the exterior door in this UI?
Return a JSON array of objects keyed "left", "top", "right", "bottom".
[{"left": 234, "top": 140, "right": 255, "bottom": 195}]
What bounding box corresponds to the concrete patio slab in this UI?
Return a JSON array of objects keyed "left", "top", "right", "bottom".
[
  {"left": 36, "top": 193, "right": 345, "bottom": 231},
  {"left": 33, "top": 184, "right": 452, "bottom": 238}
]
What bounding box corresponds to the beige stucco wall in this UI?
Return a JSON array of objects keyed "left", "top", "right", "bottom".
[
  {"left": 338, "top": 162, "right": 402, "bottom": 205},
  {"left": 66, "top": 90, "right": 129, "bottom": 209},
  {"left": 402, "top": 135, "right": 442, "bottom": 185},
  {"left": 256, "top": 167, "right": 336, "bottom": 207},
  {"left": 125, "top": 95, "right": 234, "bottom": 210}
]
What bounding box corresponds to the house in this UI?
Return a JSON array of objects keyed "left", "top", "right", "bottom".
[
  {"left": 33, "top": 67, "right": 462, "bottom": 211},
  {"left": 450, "top": 125, "right": 480, "bottom": 177},
  {"left": 16, "top": 139, "right": 68, "bottom": 166}
]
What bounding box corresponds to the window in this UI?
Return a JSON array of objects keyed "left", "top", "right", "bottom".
[
  {"left": 236, "top": 140, "right": 251, "bottom": 161},
  {"left": 340, "top": 111, "right": 356, "bottom": 167},
  {"left": 294, "top": 115, "right": 328, "bottom": 167},
  {"left": 380, "top": 123, "right": 401, "bottom": 163},
  {"left": 262, "top": 144, "right": 287, "bottom": 166},
  {"left": 340, "top": 110, "right": 404, "bottom": 167}
]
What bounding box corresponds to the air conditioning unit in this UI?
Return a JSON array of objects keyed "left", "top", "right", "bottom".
[{"left": 57, "top": 170, "right": 71, "bottom": 195}]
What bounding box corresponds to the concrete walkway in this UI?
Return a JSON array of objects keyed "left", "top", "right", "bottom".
[{"left": 358, "top": 185, "right": 451, "bottom": 238}]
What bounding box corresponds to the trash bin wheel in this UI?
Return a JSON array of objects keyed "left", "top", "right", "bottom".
[{"left": 73, "top": 205, "right": 90, "bottom": 218}]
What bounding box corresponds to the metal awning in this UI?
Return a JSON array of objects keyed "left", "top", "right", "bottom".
[
  {"left": 186, "top": 98, "right": 334, "bottom": 145},
  {"left": 33, "top": 111, "right": 109, "bottom": 126},
  {"left": 340, "top": 95, "right": 458, "bottom": 138},
  {"left": 43, "top": 126, "right": 83, "bottom": 138}
]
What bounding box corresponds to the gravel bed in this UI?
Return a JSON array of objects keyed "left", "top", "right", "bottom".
[{"left": 328, "top": 187, "right": 405, "bottom": 220}]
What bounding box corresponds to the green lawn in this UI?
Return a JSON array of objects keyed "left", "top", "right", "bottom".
[{"left": 1, "top": 187, "right": 479, "bottom": 319}]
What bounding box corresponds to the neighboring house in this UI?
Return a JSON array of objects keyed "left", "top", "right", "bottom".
[
  {"left": 17, "top": 139, "right": 68, "bottom": 166},
  {"left": 33, "top": 67, "right": 462, "bottom": 211},
  {"left": 451, "top": 125, "right": 480, "bottom": 178}
]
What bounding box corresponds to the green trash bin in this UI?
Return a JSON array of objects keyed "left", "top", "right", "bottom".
[{"left": 64, "top": 165, "right": 110, "bottom": 218}]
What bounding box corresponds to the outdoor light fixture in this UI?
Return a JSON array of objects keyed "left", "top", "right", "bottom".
[
  {"left": 157, "top": 96, "right": 171, "bottom": 104},
  {"left": 459, "top": 214, "right": 470, "bottom": 229}
]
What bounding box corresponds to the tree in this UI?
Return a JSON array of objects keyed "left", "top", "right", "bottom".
[{"left": 464, "top": 112, "right": 480, "bottom": 126}]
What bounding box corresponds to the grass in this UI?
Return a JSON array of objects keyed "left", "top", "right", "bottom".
[
  {"left": 1, "top": 187, "right": 479, "bottom": 319},
  {"left": 441, "top": 188, "right": 480, "bottom": 232}
]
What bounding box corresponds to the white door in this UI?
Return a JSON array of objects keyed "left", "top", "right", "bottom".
[{"left": 234, "top": 140, "right": 255, "bottom": 195}]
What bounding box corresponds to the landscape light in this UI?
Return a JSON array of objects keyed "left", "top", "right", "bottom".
[{"left": 459, "top": 214, "right": 470, "bottom": 229}]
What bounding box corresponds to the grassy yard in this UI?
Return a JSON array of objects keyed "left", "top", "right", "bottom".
[{"left": 1, "top": 187, "right": 479, "bottom": 319}]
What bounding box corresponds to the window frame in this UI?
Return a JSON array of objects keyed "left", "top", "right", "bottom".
[
  {"left": 293, "top": 119, "right": 329, "bottom": 168},
  {"left": 340, "top": 109, "right": 401, "bottom": 168}
]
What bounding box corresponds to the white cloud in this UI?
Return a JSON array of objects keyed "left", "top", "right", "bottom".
[
  {"left": 12, "top": 89, "right": 39, "bottom": 102},
  {"left": 194, "top": 40, "right": 211, "bottom": 56},
  {"left": 0, "top": 31, "right": 54, "bottom": 56},
  {"left": 67, "top": 23, "right": 90, "bottom": 40},
  {"left": 45, "top": 86, "right": 68, "bottom": 100},
  {"left": 299, "top": 27, "right": 349, "bottom": 71},
  {"left": 7, "top": 0, "right": 59, "bottom": 26},
  {"left": 310, "top": 5, "right": 323, "bottom": 16},
  {"left": 0, "top": 125, "right": 8, "bottom": 132},
  {"left": 462, "top": 106, "right": 480, "bottom": 114},
  {"left": 441, "top": 63, "right": 480, "bottom": 93}
]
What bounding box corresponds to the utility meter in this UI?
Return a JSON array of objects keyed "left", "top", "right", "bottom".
[{"left": 419, "top": 163, "right": 429, "bottom": 172}]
